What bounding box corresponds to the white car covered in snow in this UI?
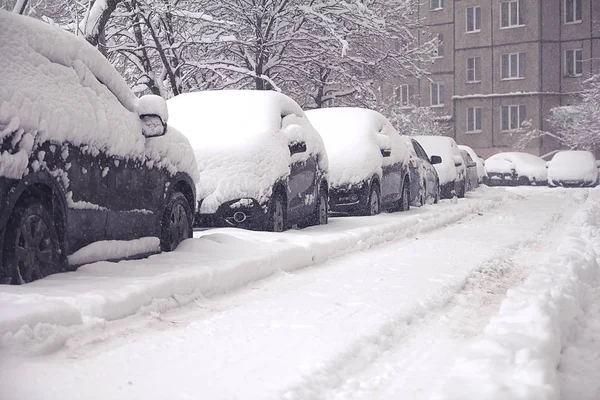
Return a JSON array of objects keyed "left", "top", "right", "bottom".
[
  {"left": 484, "top": 152, "right": 547, "bottom": 186},
  {"left": 306, "top": 108, "right": 411, "bottom": 215},
  {"left": 167, "top": 90, "right": 329, "bottom": 232},
  {"left": 0, "top": 11, "right": 199, "bottom": 284},
  {"left": 458, "top": 145, "right": 487, "bottom": 183},
  {"left": 413, "top": 136, "right": 466, "bottom": 199},
  {"left": 547, "top": 150, "right": 599, "bottom": 187}
]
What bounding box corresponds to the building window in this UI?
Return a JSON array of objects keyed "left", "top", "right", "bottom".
[
  {"left": 565, "top": 0, "right": 582, "bottom": 24},
  {"left": 396, "top": 85, "right": 410, "bottom": 107},
  {"left": 501, "top": 52, "right": 526, "bottom": 79},
  {"left": 431, "top": 82, "right": 444, "bottom": 106},
  {"left": 466, "top": 6, "right": 481, "bottom": 32},
  {"left": 467, "top": 107, "right": 482, "bottom": 132},
  {"left": 467, "top": 57, "right": 481, "bottom": 82},
  {"left": 430, "top": 0, "right": 443, "bottom": 11},
  {"left": 434, "top": 34, "right": 444, "bottom": 58},
  {"left": 501, "top": 105, "right": 526, "bottom": 131},
  {"left": 565, "top": 49, "right": 583, "bottom": 76},
  {"left": 500, "top": 1, "right": 524, "bottom": 28}
]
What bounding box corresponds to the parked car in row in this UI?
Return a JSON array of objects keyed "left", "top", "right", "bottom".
[
  {"left": 0, "top": 11, "right": 198, "bottom": 284},
  {"left": 167, "top": 90, "right": 329, "bottom": 232},
  {"left": 458, "top": 145, "right": 487, "bottom": 184},
  {"left": 484, "top": 152, "right": 547, "bottom": 186},
  {"left": 458, "top": 149, "right": 479, "bottom": 192},
  {"left": 413, "top": 136, "right": 466, "bottom": 199},
  {"left": 547, "top": 150, "right": 599, "bottom": 187},
  {"left": 403, "top": 136, "right": 441, "bottom": 206},
  {"left": 306, "top": 108, "right": 411, "bottom": 215}
]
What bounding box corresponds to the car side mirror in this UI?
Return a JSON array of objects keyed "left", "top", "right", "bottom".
[
  {"left": 381, "top": 148, "right": 392, "bottom": 157},
  {"left": 453, "top": 155, "right": 463, "bottom": 167},
  {"left": 289, "top": 141, "right": 307, "bottom": 155},
  {"left": 430, "top": 155, "right": 442, "bottom": 165},
  {"left": 141, "top": 114, "right": 167, "bottom": 138}
]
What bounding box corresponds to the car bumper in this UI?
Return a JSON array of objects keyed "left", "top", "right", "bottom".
[
  {"left": 195, "top": 198, "right": 269, "bottom": 230},
  {"left": 485, "top": 172, "right": 518, "bottom": 186},
  {"left": 549, "top": 179, "right": 597, "bottom": 188},
  {"left": 329, "top": 183, "right": 369, "bottom": 216}
]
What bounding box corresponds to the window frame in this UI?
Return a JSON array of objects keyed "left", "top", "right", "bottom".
[
  {"left": 500, "top": 0, "right": 525, "bottom": 29},
  {"left": 466, "top": 107, "right": 483, "bottom": 133},
  {"left": 433, "top": 33, "right": 444, "bottom": 58},
  {"left": 466, "top": 6, "right": 482, "bottom": 33},
  {"left": 501, "top": 52, "right": 526, "bottom": 80},
  {"left": 430, "top": 82, "right": 445, "bottom": 107},
  {"left": 565, "top": 49, "right": 583, "bottom": 77},
  {"left": 564, "top": 0, "right": 583, "bottom": 24},
  {"left": 466, "top": 56, "right": 482, "bottom": 83},
  {"left": 430, "top": 0, "right": 443, "bottom": 11},
  {"left": 397, "top": 84, "right": 411, "bottom": 107},
  {"left": 500, "top": 104, "right": 526, "bottom": 131}
]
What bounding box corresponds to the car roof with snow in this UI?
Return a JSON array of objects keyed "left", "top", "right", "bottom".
[{"left": 551, "top": 150, "right": 596, "bottom": 164}]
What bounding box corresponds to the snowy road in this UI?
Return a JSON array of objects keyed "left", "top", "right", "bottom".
[{"left": 0, "top": 187, "right": 596, "bottom": 400}]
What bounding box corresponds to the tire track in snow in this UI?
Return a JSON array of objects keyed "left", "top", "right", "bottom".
[{"left": 279, "top": 207, "right": 572, "bottom": 400}]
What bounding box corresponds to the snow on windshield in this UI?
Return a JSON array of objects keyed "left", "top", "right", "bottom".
[
  {"left": 306, "top": 107, "right": 408, "bottom": 187},
  {"left": 167, "top": 90, "right": 327, "bottom": 213}
]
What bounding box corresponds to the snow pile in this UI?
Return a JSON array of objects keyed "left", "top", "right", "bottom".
[
  {"left": 167, "top": 90, "right": 327, "bottom": 213},
  {"left": 306, "top": 107, "right": 409, "bottom": 187},
  {"left": 440, "top": 188, "right": 600, "bottom": 400},
  {"left": 413, "top": 136, "right": 464, "bottom": 184},
  {"left": 485, "top": 152, "right": 547, "bottom": 182},
  {"left": 547, "top": 150, "right": 598, "bottom": 183},
  {"left": 0, "top": 187, "right": 512, "bottom": 351},
  {"left": 0, "top": 11, "right": 197, "bottom": 181}
]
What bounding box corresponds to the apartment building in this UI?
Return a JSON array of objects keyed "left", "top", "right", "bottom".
[{"left": 396, "top": 0, "right": 600, "bottom": 158}]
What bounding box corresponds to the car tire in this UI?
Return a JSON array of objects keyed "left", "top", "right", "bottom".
[
  {"left": 1, "top": 201, "right": 65, "bottom": 284},
  {"left": 400, "top": 180, "right": 411, "bottom": 211},
  {"left": 312, "top": 189, "right": 328, "bottom": 226},
  {"left": 517, "top": 176, "right": 530, "bottom": 186},
  {"left": 268, "top": 193, "right": 286, "bottom": 232},
  {"left": 364, "top": 183, "right": 380, "bottom": 216},
  {"left": 160, "top": 192, "right": 193, "bottom": 252},
  {"left": 434, "top": 180, "right": 440, "bottom": 204},
  {"left": 457, "top": 179, "right": 466, "bottom": 198}
]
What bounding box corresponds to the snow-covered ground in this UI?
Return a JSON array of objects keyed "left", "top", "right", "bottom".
[{"left": 0, "top": 186, "right": 598, "bottom": 400}]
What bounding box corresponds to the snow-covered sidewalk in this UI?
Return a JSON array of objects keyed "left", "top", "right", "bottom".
[
  {"left": 0, "top": 187, "right": 584, "bottom": 400},
  {"left": 0, "top": 187, "right": 509, "bottom": 346}
]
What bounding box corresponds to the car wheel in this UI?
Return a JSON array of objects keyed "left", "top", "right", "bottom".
[
  {"left": 161, "top": 192, "right": 193, "bottom": 252},
  {"left": 314, "top": 190, "right": 328, "bottom": 225},
  {"left": 2, "top": 202, "right": 64, "bottom": 284},
  {"left": 419, "top": 180, "right": 426, "bottom": 206},
  {"left": 365, "top": 184, "right": 380, "bottom": 216},
  {"left": 434, "top": 180, "right": 440, "bottom": 204},
  {"left": 517, "top": 176, "right": 530, "bottom": 186},
  {"left": 400, "top": 181, "right": 411, "bottom": 211},
  {"left": 269, "top": 193, "right": 286, "bottom": 232},
  {"left": 457, "top": 179, "right": 466, "bottom": 198}
]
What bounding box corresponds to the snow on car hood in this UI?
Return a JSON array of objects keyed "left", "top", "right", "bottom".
[
  {"left": 306, "top": 107, "right": 408, "bottom": 188},
  {"left": 485, "top": 152, "right": 547, "bottom": 181},
  {"left": 547, "top": 151, "right": 599, "bottom": 182},
  {"left": 0, "top": 11, "right": 197, "bottom": 181},
  {"left": 167, "top": 90, "right": 327, "bottom": 213},
  {"left": 412, "top": 136, "right": 461, "bottom": 184}
]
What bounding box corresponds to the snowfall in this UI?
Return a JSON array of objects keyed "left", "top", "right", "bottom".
[{"left": 0, "top": 186, "right": 599, "bottom": 400}]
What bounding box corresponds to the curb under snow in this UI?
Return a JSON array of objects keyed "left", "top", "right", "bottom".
[
  {"left": 440, "top": 188, "right": 600, "bottom": 400},
  {"left": 0, "top": 188, "right": 511, "bottom": 353}
]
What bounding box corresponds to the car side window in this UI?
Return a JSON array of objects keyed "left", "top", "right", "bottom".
[{"left": 412, "top": 140, "right": 429, "bottom": 160}]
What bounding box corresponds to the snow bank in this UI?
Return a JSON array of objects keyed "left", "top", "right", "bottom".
[
  {"left": 0, "top": 187, "right": 512, "bottom": 353},
  {"left": 306, "top": 107, "right": 409, "bottom": 187},
  {"left": 485, "top": 152, "right": 547, "bottom": 182},
  {"left": 547, "top": 150, "right": 598, "bottom": 183},
  {"left": 167, "top": 90, "right": 327, "bottom": 213},
  {"left": 440, "top": 188, "right": 600, "bottom": 400},
  {"left": 413, "top": 136, "right": 464, "bottom": 184}
]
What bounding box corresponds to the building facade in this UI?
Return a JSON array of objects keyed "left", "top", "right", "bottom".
[{"left": 397, "top": 0, "right": 600, "bottom": 158}]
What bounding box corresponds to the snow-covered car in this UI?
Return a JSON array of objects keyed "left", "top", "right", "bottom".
[
  {"left": 547, "top": 150, "right": 599, "bottom": 187},
  {"left": 484, "top": 152, "right": 547, "bottom": 186},
  {"left": 458, "top": 145, "right": 487, "bottom": 183},
  {"left": 459, "top": 149, "right": 479, "bottom": 192},
  {"left": 0, "top": 11, "right": 199, "bottom": 284},
  {"left": 413, "top": 136, "right": 466, "bottom": 199},
  {"left": 306, "top": 108, "right": 411, "bottom": 215},
  {"left": 167, "top": 90, "right": 329, "bottom": 232},
  {"left": 403, "top": 136, "right": 441, "bottom": 206}
]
